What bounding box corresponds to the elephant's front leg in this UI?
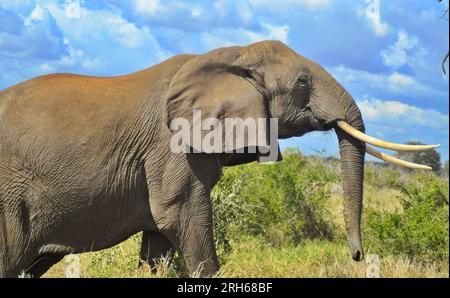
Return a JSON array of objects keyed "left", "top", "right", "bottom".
[
  {"left": 156, "top": 183, "right": 219, "bottom": 277},
  {"left": 176, "top": 194, "right": 219, "bottom": 276},
  {"left": 145, "top": 155, "right": 221, "bottom": 277}
]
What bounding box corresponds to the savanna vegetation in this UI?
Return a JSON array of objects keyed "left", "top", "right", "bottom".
[{"left": 45, "top": 148, "right": 449, "bottom": 278}]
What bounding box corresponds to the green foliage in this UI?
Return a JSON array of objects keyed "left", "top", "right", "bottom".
[
  {"left": 211, "top": 174, "right": 245, "bottom": 255},
  {"left": 364, "top": 163, "right": 403, "bottom": 189},
  {"left": 211, "top": 148, "right": 340, "bottom": 248},
  {"left": 364, "top": 173, "right": 449, "bottom": 262},
  {"left": 44, "top": 148, "right": 449, "bottom": 278},
  {"left": 212, "top": 148, "right": 449, "bottom": 264},
  {"left": 441, "top": 160, "right": 449, "bottom": 178}
]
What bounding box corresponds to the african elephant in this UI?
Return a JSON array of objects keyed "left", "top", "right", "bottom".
[{"left": 0, "top": 40, "right": 437, "bottom": 277}]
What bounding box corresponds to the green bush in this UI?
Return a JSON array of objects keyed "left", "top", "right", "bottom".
[
  {"left": 211, "top": 148, "right": 339, "bottom": 248},
  {"left": 364, "top": 173, "right": 449, "bottom": 262},
  {"left": 211, "top": 174, "right": 245, "bottom": 255},
  {"left": 364, "top": 163, "right": 403, "bottom": 189}
]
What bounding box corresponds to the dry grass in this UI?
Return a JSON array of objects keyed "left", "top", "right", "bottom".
[
  {"left": 42, "top": 164, "right": 448, "bottom": 278},
  {"left": 44, "top": 233, "right": 177, "bottom": 278},
  {"left": 218, "top": 236, "right": 448, "bottom": 278},
  {"left": 326, "top": 181, "right": 404, "bottom": 236},
  {"left": 44, "top": 234, "right": 448, "bottom": 278}
]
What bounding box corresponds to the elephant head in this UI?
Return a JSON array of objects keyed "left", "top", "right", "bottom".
[{"left": 165, "top": 40, "right": 439, "bottom": 262}]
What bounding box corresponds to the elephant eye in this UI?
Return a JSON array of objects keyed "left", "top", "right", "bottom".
[
  {"left": 295, "top": 74, "right": 311, "bottom": 89},
  {"left": 240, "top": 68, "right": 253, "bottom": 79},
  {"left": 227, "top": 65, "right": 254, "bottom": 79}
]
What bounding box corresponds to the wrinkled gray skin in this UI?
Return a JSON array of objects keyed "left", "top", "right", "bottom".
[{"left": 0, "top": 41, "right": 365, "bottom": 277}]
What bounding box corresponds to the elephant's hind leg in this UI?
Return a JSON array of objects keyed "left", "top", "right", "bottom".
[
  {"left": 0, "top": 212, "right": 9, "bottom": 277},
  {"left": 138, "top": 231, "right": 174, "bottom": 273},
  {"left": 25, "top": 254, "right": 65, "bottom": 278},
  {"left": 0, "top": 172, "right": 35, "bottom": 277}
]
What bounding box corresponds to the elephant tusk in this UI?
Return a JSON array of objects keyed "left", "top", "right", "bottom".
[
  {"left": 366, "top": 146, "right": 432, "bottom": 170},
  {"left": 336, "top": 121, "right": 441, "bottom": 152}
]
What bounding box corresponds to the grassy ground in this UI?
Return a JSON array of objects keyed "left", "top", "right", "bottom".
[
  {"left": 42, "top": 161, "right": 448, "bottom": 278},
  {"left": 220, "top": 236, "right": 448, "bottom": 278},
  {"left": 44, "top": 233, "right": 448, "bottom": 278}
]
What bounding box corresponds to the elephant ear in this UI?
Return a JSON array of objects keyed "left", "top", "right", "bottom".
[{"left": 165, "top": 47, "right": 281, "bottom": 162}]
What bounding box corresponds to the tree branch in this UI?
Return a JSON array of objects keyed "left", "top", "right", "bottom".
[
  {"left": 442, "top": 51, "right": 449, "bottom": 75},
  {"left": 438, "top": 0, "right": 449, "bottom": 74}
]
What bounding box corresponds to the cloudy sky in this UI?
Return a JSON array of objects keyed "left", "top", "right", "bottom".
[{"left": 0, "top": 0, "right": 448, "bottom": 161}]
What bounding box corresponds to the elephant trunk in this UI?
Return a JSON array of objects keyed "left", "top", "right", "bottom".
[
  {"left": 307, "top": 59, "right": 435, "bottom": 261},
  {"left": 310, "top": 64, "right": 366, "bottom": 261},
  {"left": 334, "top": 95, "right": 366, "bottom": 262}
]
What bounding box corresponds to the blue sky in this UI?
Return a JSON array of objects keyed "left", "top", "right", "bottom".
[{"left": 0, "top": 0, "right": 448, "bottom": 161}]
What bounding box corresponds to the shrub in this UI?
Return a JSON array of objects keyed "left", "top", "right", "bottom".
[
  {"left": 211, "top": 148, "right": 339, "bottom": 248},
  {"left": 364, "top": 173, "right": 449, "bottom": 262},
  {"left": 364, "top": 163, "right": 403, "bottom": 189},
  {"left": 211, "top": 174, "right": 245, "bottom": 255}
]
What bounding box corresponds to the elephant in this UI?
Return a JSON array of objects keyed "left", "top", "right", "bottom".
[{"left": 0, "top": 40, "right": 438, "bottom": 278}]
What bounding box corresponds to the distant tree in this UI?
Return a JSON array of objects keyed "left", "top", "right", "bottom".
[
  {"left": 441, "top": 160, "right": 449, "bottom": 178},
  {"left": 395, "top": 141, "right": 442, "bottom": 172}
]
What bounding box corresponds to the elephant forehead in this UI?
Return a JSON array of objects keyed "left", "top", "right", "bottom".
[
  {"left": 183, "top": 40, "right": 300, "bottom": 70},
  {"left": 240, "top": 40, "right": 298, "bottom": 58}
]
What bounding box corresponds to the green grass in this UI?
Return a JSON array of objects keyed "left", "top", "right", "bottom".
[
  {"left": 220, "top": 236, "right": 448, "bottom": 278},
  {"left": 42, "top": 152, "right": 449, "bottom": 278},
  {"left": 44, "top": 234, "right": 448, "bottom": 278}
]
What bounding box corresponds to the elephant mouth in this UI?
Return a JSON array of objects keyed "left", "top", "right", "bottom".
[
  {"left": 283, "top": 118, "right": 333, "bottom": 138},
  {"left": 317, "top": 120, "right": 334, "bottom": 132},
  {"left": 311, "top": 117, "right": 334, "bottom": 132}
]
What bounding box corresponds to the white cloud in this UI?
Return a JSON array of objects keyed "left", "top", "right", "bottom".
[
  {"left": 260, "top": 23, "right": 289, "bottom": 42},
  {"left": 212, "top": 0, "right": 252, "bottom": 18},
  {"left": 331, "top": 65, "right": 446, "bottom": 98},
  {"left": 57, "top": 41, "right": 84, "bottom": 66},
  {"left": 366, "top": 12, "right": 389, "bottom": 37},
  {"left": 237, "top": 1, "right": 253, "bottom": 22},
  {"left": 301, "top": 0, "right": 331, "bottom": 10},
  {"left": 0, "top": 4, "right": 67, "bottom": 60},
  {"left": 249, "top": 0, "right": 331, "bottom": 11},
  {"left": 357, "top": 0, "right": 389, "bottom": 37},
  {"left": 0, "top": 0, "right": 33, "bottom": 11},
  {"left": 107, "top": 17, "right": 150, "bottom": 49},
  {"left": 388, "top": 72, "right": 415, "bottom": 85},
  {"left": 46, "top": 3, "right": 164, "bottom": 50},
  {"left": 357, "top": 97, "right": 449, "bottom": 130},
  {"left": 34, "top": 2, "right": 170, "bottom": 76},
  {"left": 37, "top": 63, "right": 55, "bottom": 72},
  {"left": 29, "top": 4, "right": 45, "bottom": 21},
  {"left": 133, "top": 0, "right": 161, "bottom": 16},
  {"left": 191, "top": 7, "right": 202, "bottom": 18},
  {"left": 380, "top": 30, "right": 419, "bottom": 68},
  {"left": 202, "top": 22, "right": 289, "bottom": 49}
]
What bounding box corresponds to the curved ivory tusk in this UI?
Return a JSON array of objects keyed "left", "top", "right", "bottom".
[
  {"left": 337, "top": 121, "right": 441, "bottom": 152},
  {"left": 366, "top": 146, "right": 432, "bottom": 170}
]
